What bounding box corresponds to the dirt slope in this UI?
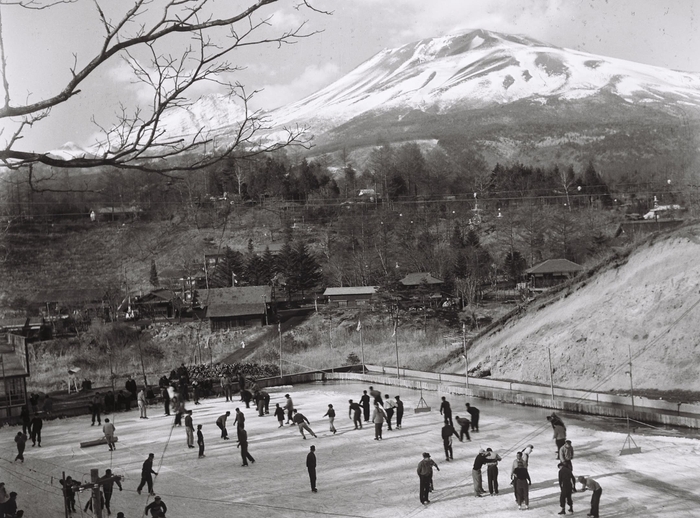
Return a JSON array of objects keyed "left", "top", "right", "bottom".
[{"left": 442, "top": 223, "right": 700, "bottom": 392}]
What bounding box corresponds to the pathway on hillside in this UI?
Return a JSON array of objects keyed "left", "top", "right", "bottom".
[{"left": 221, "top": 308, "right": 314, "bottom": 364}]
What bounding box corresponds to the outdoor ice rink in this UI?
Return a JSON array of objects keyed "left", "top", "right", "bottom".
[{"left": 2, "top": 380, "right": 699, "bottom": 517}]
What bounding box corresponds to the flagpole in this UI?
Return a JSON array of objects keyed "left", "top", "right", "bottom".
[
  {"left": 278, "top": 322, "right": 283, "bottom": 378},
  {"left": 393, "top": 304, "right": 400, "bottom": 380},
  {"left": 359, "top": 319, "right": 365, "bottom": 375}
]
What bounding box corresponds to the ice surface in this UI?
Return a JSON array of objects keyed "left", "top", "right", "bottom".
[{"left": 1, "top": 381, "right": 699, "bottom": 517}]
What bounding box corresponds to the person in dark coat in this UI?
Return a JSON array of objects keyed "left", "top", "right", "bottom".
[
  {"left": 472, "top": 449, "right": 488, "bottom": 496},
  {"left": 197, "top": 424, "right": 205, "bottom": 458},
  {"left": 440, "top": 396, "right": 453, "bottom": 426},
  {"left": 20, "top": 405, "right": 31, "bottom": 435},
  {"left": 116, "top": 390, "right": 126, "bottom": 412},
  {"left": 260, "top": 390, "right": 270, "bottom": 414},
  {"left": 323, "top": 404, "right": 337, "bottom": 434},
  {"left": 292, "top": 410, "right": 317, "bottom": 439},
  {"left": 136, "top": 453, "right": 158, "bottom": 495},
  {"left": 125, "top": 375, "right": 137, "bottom": 402},
  {"left": 237, "top": 428, "right": 255, "bottom": 466},
  {"left": 306, "top": 445, "right": 317, "bottom": 492},
  {"left": 360, "top": 390, "right": 371, "bottom": 422},
  {"left": 369, "top": 386, "right": 382, "bottom": 405},
  {"left": 416, "top": 452, "right": 439, "bottom": 505},
  {"left": 284, "top": 394, "right": 294, "bottom": 424},
  {"left": 162, "top": 386, "right": 170, "bottom": 416},
  {"left": 29, "top": 393, "right": 39, "bottom": 413},
  {"left": 14, "top": 431, "right": 27, "bottom": 462},
  {"left": 30, "top": 414, "right": 43, "bottom": 447},
  {"left": 144, "top": 496, "right": 167, "bottom": 517},
  {"left": 90, "top": 393, "right": 102, "bottom": 425},
  {"left": 100, "top": 468, "right": 122, "bottom": 515},
  {"left": 466, "top": 403, "right": 480, "bottom": 431},
  {"left": 513, "top": 460, "right": 531, "bottom": 510},
  {"left": 455, "top": 415, "right": 471, "bottom": 441},
  {"left": 441, "top": 422, "right": 459, "bottom": 461},
  {"left": 348, "top": 400, "right": 363, "bottom": 429},
  {"left": 485, "top": 448, "right": 502, "bottom": 495},
  {"left": 558, "top": 462, "right": 574, "bottom": 514},
  {"left": 3, "top": 492, "right": 20, "bottom": 518},
  {"left": 274, "top": 403, "right": 285, "bottom": 428},
  {"left": 60, "top": 476, "right": 79, "bottom": 513},
  {"left": 234, "top": 408, "right": 246, "bottom": 438},
  {"left": 394, "top": 396, "right": 404, "bottom": 429}
]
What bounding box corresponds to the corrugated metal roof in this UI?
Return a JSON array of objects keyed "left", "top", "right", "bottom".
[
  {"left": 323, "top": 286, "right": 378, "bottom": 296},
  {"left": 399, "top": 273, "right": 444, "bottom": 286},
  {"left": 525, "top": 259, "right": 583, "bottom": 275}
]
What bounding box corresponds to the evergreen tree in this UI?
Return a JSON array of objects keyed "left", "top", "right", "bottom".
[
  {"left": 450, "top": 222, "right": 463, "bottom": 250},
  {"left": 149, "top": 259, "right": 159, "bottom": 287},
  {"left": 503, "top": 250, "right": 527, "bottom": 286},
  {"left": 464, "top": 228, "right": 480, "bottom": 248},
  {"left": 245, "top": 254, "right": 266, "bottom": 285},
  {"left": 290, "top": 241, "right": 323, "bottom": 298},
  {"left": 261, "top": 246, "right": 276, "bottom": 285}
]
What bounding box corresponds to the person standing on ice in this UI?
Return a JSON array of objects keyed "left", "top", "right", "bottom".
[
  {"left": 306, "top": 445, "right": 318, "bottom": 492},
  {"left": 197, "top": 424, "right": 205, "bottom": 458},
  {"left": 511, "top": 446, "right": 533, "bottom": 502},
  {"left": 360, "top": 390, "right": 371, "bottom": 422},
  {"left": 237, "top": 428, "right": 255, "bottom": 467},
  {"left": 512, "top": 460, "right": 531, "bottom": 510},
  {"left": 416, "top": 452, "right": 439, "bottom": 505},
  {"left": 234, "top": 408, "right": 246, "bottom": 438},
  {"left": 138, "top": 388, "right": 148, "bottom": 419},
  {"left": 557, "top": 462, "right": 574, "bottom": 514},
  {"left": 472, "top": 449, "right": 488, "bottom": 496},
  {"left": 292, "top": 409, "right": 317, "bottom": 439},
  {"left": 371, "top": 401, "right": 387, "bottom": 440},
  {"left": 440, "top": 396, "right": 453, "bottom": 427},
  {"left": 274, "top": 403, "right": 285, "bottom": 427},
  {"left": 549, "top": 417, "right": 567, "bottom": 459},
  {"left": 559, "top": 440, "right": 577, "bottom": 489},
  {"left": 485, "top": 447, "right": 502, "bottom": 495},
  {"left": 394, "top": 396, "right": 404, "bottom": 429},
  {"left": 348, "top": 400, "right": 363, "bottom": 429},
  {"left": 284, "top": 394, "right": 294, "bottom": 424},
  {"left": 14, "top": 431, "right": 27, "bottom": 462},
  {"left": 185, "top": 411, "right": 195, "bottom": 449},
  {"left": 323, "top": 404, "right": 337, "bottom": 434},
  {"left": 577, "top": 476, "right": 602, "bottom": 518},
  {"left": 383, "top": 394, "right": 396, "bottom": 430},
  {"left": 441, "top": 421, "right": 459, "bottom": 461}
]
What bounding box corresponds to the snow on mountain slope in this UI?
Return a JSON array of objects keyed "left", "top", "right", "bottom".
[{"left": 267, "top": 29, "right": 700, "bottom": 131}]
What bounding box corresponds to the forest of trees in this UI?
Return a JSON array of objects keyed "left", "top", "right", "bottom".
[{"left": 0, "top": 139, "right": 690, "bottom": 310}]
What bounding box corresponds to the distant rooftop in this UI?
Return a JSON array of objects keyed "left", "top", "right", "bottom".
[
  {"left": 323, "top": 286, "right": 378, "bottom": 296},
  {"left": 399, "top": 272, "right": 444, "bottom": 286},
  {"left": 525, "top": 259, "right": 583, "bottom": 275}
]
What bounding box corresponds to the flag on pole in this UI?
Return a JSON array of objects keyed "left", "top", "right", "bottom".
[
  {"left": 391, "top": 319, "right": 397, "bottom": 337},
  {"left": 278, "top": 322, "right": 281, "bottom": 333},
  {"left": 357, "top": 320, "right": 362, "bottom": 332}
]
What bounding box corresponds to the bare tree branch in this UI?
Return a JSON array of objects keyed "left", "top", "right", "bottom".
[{"left": 0, "top": 0, "right": 328, "bottom": 178}]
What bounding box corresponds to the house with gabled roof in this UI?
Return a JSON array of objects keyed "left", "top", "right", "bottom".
[
  {"left": 525, "top": 259, "right": 583, "bottom": 289},
  {"left": 0, "top": 333, "right": 30, "bottom": 421},
  {"left": 399, "top": 272, "right": 444, "bottom": 288},
  {"left": 198, "top": 286, "right": 273, "bottom": 331},
  {"left": 323, "top": 286, "right": 378, "bottom": 307}
]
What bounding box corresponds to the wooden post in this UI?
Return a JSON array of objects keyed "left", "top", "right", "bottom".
[
  {"left": 628, "top": 343, "right": 635, "bottom": 411},
  {"left": 360, "top": 318, "right": 365, "bottom": 375},
  {"left": 462, "top": 324, "right": 469, "bottom": 389},
  {"left": 394, "top": 305, "right": 400, "bottom": 380},
  {"left": 91, "top": 468, "right": 102, "bottom": 518},
  {"left": 62, "top": 471, "right": 69, "bottom": 518},
  {"left": 547, "top": 347, "right": 555, "bottom": 400}
]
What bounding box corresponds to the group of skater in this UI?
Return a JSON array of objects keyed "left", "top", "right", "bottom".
[
  {"left": 419, "top": 407, "right": 603, "bottom": 517},
  {"left": 9, "top": 368, "right": 608, "bottom": 517}
]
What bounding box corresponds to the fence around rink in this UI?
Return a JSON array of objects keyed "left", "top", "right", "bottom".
[{"left": 318, "top": 365, "right": 700, "bottom": 430}]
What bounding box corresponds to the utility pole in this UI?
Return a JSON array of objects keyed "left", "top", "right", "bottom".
[
  {"left": 627, "top": 343, "right": 635, "bottom": 411},
  {"left": 394, "top": 304, "right": 400, "bottom": 380},
  {"left": 547, "top": 347, "right": 555, "bottom": 400},
  {"left": 462, "top": 323, "right": 469, "bottom": 389},
  {"left": 359, "top": 317, "right": 365, "bottom": 375},
  {"left": 278, "top": 322, "right": 283, "bottom": 377}
]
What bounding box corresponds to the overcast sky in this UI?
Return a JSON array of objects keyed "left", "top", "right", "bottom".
[{"left": 2, "top": 0, "right": 699, "bottom": 153}]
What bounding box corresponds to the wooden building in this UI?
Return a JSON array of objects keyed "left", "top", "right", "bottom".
[
  {"left": 200, "top": 286, "right": 273, "bottom": 331},
  {"left": 0, "top": 333, "right": 30, "bottom": 420},
  {"left": 323, "top": 286, "right": 378, "bottom": 307},
  {"left": 525, "top": 259, "right": 583, "bottom": 289},
  {"left": 399, "top": 272, "right": 444, "bottom": 288}
]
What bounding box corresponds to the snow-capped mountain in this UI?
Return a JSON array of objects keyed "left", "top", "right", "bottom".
[
  {"left": 46, "top": 141, "right": 94, "bottom": 160},
  {"left": 150, "top": 29, "right": 700, "bottom": 175},
  {"left": 267, "top": 28, "right": 700, "bottom": 134}
]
